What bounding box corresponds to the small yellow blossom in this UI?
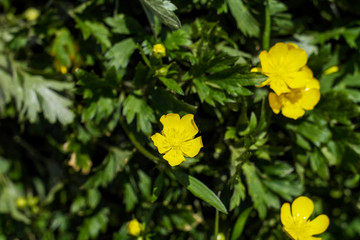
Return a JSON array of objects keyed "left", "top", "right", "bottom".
[
  {"left": 281, "top": 196, "right": 330, "bottom": 240},
  {"left": 127, "top": 219, "right": 141, "bottom": 237},
  {"left": 257, "top": 42, "right": 312, "bottom": 95},
  {"left": 16, "top": 197, "right": 27, "bottom": 208},
  {"left": 323, "top": 65, "right": 339, "bottom": 75},
  {"left": 268, "top": 66, "right": 320, "bottom": 120},
  {"left": 151, "top": 113, "right": 203, "bottom": 166},
  {"left": 152, "top": 43, "right": 166, "bottom": 58},
  {"left": 24, "top": 8, "right": 40, "bottom": 21}
]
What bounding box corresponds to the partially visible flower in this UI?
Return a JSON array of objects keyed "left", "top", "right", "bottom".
[
  {"left": 323, "top": 65, "right": 339, "bottom": 75},
  {"left": 152, "top": 43, "right": 166, "bottom": 58},
  {"left": 127, "top": 219, "right": 142, "bottom": 237},
  {"left": 256, "top": 42, "right": 313, "bottom": 95},
  {"left": 151, "top": 113, "right": 203, "bottom": 166},
  {"left": 23, "top": 8, "right": 40, "bottom": 21},
  {"left": 16, "top": 197, "right": 27, "bottom": 208},
  {"left": 281, "top": 196, "right": 329, "bottom": 240},
  {"left": 268, "top": 66, "right": 320, "bottom": 120},
  {"left": 53, "top": 59, "right": 68, "bottom": 74}
]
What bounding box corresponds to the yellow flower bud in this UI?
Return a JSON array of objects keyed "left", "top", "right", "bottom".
[
  {"left": 24, "top": 8, "right": 40, "bottom": 21},
  {"left": 16, "top": 197, "right": 27, "bottom": 208},
  {"left": 323, "top": 65, "right": 339, "bottom": 75},
  {"left": 152, "top": 43, "right": 166, "bottom": 58},
  {"left": 127, "top": 219, "right": 141, "bottom": 237}
]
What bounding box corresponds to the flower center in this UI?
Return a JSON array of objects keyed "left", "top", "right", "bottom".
[
  {"left": 284, "top": 216, "right": 312, "bottom": 240},
  {"left": 284, "top": 89, "right": 303, "bottom": 104}
]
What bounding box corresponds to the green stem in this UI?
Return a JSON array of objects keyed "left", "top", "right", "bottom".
[
  {"left": 262, "top": 0, "right": 271, "bottom": 51},
  {"left": 214, "top": 209, "right": 219, "bottom": 240},
  {"left": 119, "top": 117, "right": 161, "bottom": 164}
]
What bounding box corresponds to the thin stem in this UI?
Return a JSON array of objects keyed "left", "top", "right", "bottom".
[
  {"left": 262, "top": 0, "right": 271, "bottom": 51},
  {"left": 214, "top": 209, "right": 219, "bottom": 240},
  {"left": 119, "top": 117, "right": 161, "bottom": 164}
]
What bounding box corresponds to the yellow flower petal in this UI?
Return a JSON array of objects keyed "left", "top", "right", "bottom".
[
  {"left": 291, "top": 196, "right": 314, "bottom": 222},
  {"left": 308, "top": 214, "right": 330, "bottom": 235},
  {"left": 299, "top": 89, "right": 321, "bottom": 110},
  {"left": 281, "top": 102, "right": 305, "bottom": 120},
  {"left": 270, "top": 78, "right": 290, "bottom": 95},
  {"left": 180, "top": 114, "right": 199, "bottom": 141},
  {"left": 250, "top": 67, "right": 262, "bottom": 73},
  {"left": 306, "top": 78, "right": 320, "bottom": 90},
  {"left": 259, "top": 50, "right": 273, "bottom": 73},
  {"left": 181, "top": 136, "right": 203, "bottom": 157},
  {"left": 284, "top": 47, "right": 308, "bottom": 72},
  {"left": 267, "top": 43, "right": 288, "bottom": 68},
  {"left": 163, "top": 148, "right": 185, "bottom": 166},
  {"left": 151, "top": 133, "right": 171, "bottom": 154},
  {"left": 280, "top": 202, "right": 293, "bottom": 226},
  {"left": 268, "top": 92, "right": 281, "bottom": 114},
  {"left": 160, "top": 113, "right": 181, "bottom": 136},
  {"left": 286, "top": 70, "right": 312, "bottom": 89}
]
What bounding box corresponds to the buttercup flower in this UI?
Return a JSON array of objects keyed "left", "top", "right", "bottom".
[
  {"left": 127, "top": 219, "right": 142, "bottom": 236},
  {"left": 151, "top": 113, "right": 203, "bottom": 166},
  {"left": 256, "top": 42, "right": 313, "bottom": 95},
  {"left": 268, "top": 66, "right": 320, "bottom": 120},
  {"left": 281, "top": 196, "right": 330, "bottom": 240},
  {"left": 152, "top": 43, "right": 166, "bottom": 58}
]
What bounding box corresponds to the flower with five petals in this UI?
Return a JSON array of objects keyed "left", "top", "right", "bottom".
[
  {"left": 151, "top": 113, "right": 203, "bottom": 166},
  {"left": 281, "top": 196, "right": 330, "bottom": 240},
  {"left": 256, "top": 42, "right": 313, "bottom": 95}
]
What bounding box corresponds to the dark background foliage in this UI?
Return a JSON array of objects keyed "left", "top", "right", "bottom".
[{"left": 0, "top": 0, "right": 360, "bottom": 239}]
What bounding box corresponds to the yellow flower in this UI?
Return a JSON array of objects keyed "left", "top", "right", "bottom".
[
  {"left": 268, "top": 67, "right": 320, "bottom": 120},
  {"left": 127, "top": 219, "right": 142, "bottom": 236},
  {"left": 151, "top": 113, "right": 203, "bottom": 166},
  {"left": 281, "top": 196, "right": 330, "bottom": 240},
  {"left": 257, "top": 42, "right": 312, "bottom": 95},
  {"left": 152, "top": 43, "right": 166, "bottom": 58}
]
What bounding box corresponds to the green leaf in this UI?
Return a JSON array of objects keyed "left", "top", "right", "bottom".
[
  {"left": 122, "top": 94, "right": 156, "bottom": 135},
  {"left": 124, "top": 183, "right": 138, "bottom": 212},
  {"left": 309, "top": 148, "right": 330, "bottom": 180},
  {"left": 50, "top": 28, "right": 75, "bottom": 67},
  {"left": 158, "top": 77, "right": 184, "bottom": 95},
  {"left": 164, "top": 29, "right": 191, "bottom": 50},
  {"left": 77, "top": 208, "right": 110, "bottom": 240},
  {"left": 138, "top": 170, "right": 152, "bottom": 200},
  {"left": 75, "top": 18, "right": 111, "bottom": 51},
  {"left": 229, "top": 178, "right": 246, "bottom": 211},
  {"left": 296, "top": 121, "right": 332, "bottom": 147},
  {"left": 315, "top": 91, "right": 360, "bottom": 124},
  {"left": 104, "top": 14, "right": 143, "bottom": 35},
  {"left": 18, "top": 72, "right": 74, "bottom": 125},
  {"left": 193, "top": 78, "right": 231, "bottom": 106},
  {"left": 263, "top": 179, "right": 303, "bottom": 201},
  {"left": 230, "top": 207, "right": 252, "bottom": 240},
  {"left": 149, "top": 88, "right": 196, "bottom": 115},
  {"left": 83, "top": 148, "right": 132, "bottom": 189},
  {"left": 173, "top": 170, "right": 228, "bottom": 214},
  {"left": 105, "top": 38, "right": 137, "bottom": 69},
  {"left": 242, "top": 162, "right": 267, "bottom": 219},
  {"left": 227, "top": 0, "right": 260, "bottom": 37},
  {"left": 140, "top": 0, "right": 181, "bottom": 30},
  {"left": 152, "top": 172, "right": 164, "bottom": 202}
]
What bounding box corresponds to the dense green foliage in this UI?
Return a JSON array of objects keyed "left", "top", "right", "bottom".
[{"left": 0, "top": 0, "right": 360, "bottom": 239}]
